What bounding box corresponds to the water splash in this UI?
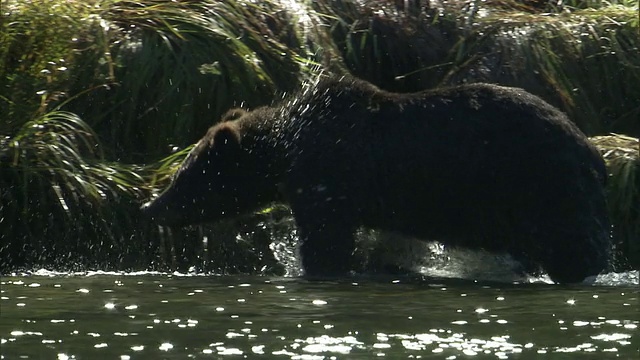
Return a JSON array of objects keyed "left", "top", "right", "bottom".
[
  {"left": 358, "top": 230, "right": 550, "bottom": 284},
  {"left": 267, "top": 225, "right": 637, "bottom": 286},
  {"left": 11, "top": 228, "right": 638, "bottom": 287},
  {"left": 593, "top": 270, "right": 639, "bottom": 286}
]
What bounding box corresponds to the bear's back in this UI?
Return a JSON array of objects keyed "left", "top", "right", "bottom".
[{"left": 280, "top": 77, "right": 607, "bottom": 247}]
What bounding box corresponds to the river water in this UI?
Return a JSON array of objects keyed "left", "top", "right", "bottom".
[{"left": 1, "top": 267, "right": 638, "bottom": 359}]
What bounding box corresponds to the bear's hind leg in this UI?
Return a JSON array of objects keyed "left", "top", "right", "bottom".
[
  {"left": 529, "top": 197, "right": 611, "bottom": 283},
  {"left": 536, "top": 226, "right": 610, "bottom": 284},
  {"left": 515, "top": 160, "right": 611, "bottom": 283}
]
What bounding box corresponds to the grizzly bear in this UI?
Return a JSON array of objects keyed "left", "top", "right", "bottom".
[{"left": 142, "top": 76, "right": 611, "bottom": 283}]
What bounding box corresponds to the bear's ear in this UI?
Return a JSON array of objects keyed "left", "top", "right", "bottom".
[
  {"left": 220, "top": 108, "right": 247, "bottom": 122},
  {"left": 213, "top": 124, "right": 242, "bottom": 152}
]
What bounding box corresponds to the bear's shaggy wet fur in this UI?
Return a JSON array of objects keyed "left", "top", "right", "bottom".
[{"left": 142, "top": 76, "right": 611, "bottom": 283}]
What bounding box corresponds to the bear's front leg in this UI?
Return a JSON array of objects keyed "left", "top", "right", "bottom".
[
  {"left": 290, "top": 203, "right": 358, "bottom": 277},
  {"left": 298, "top": 221, "right": 357, "bottom": 277}
]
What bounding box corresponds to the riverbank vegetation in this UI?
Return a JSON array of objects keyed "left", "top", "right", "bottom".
[{"left": 1, "top": 0, "right": 638, "bottom": 273}]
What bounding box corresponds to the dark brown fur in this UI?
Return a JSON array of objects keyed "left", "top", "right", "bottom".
[{"left": 142, "top": 76, "right": 611, "bottom": 283}]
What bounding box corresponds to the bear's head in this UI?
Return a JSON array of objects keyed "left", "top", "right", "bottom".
[{"left": 141, "top": 111, "right": 277, "bottom": 226}]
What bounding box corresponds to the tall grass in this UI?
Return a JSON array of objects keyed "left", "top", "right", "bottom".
[
  {"left": 0, "top": 110, "right": 152, "bottom": 270},
  {"left": 0, "top": 0, "right": 96, "bottom": 133},
  {"left": 67, "top": 0, "right": 307, "bottom": 161},
  {"left": 314, "top": 0, "right": 466, "bottom": 91},
  {"left": 1, "top": 0, "right": 638, "bottom": 273},
  {"left": 483, "top": 3, "right": 640, "bottom": 135},
  {"left": 319, "top": 0, "right": 640, "bottom": 136},
  {"left": 2, "top": 0, "right": 326, "bottom": 162},
  {"left": 591, "top": 134, "right": 640, "bottom": 268}
]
